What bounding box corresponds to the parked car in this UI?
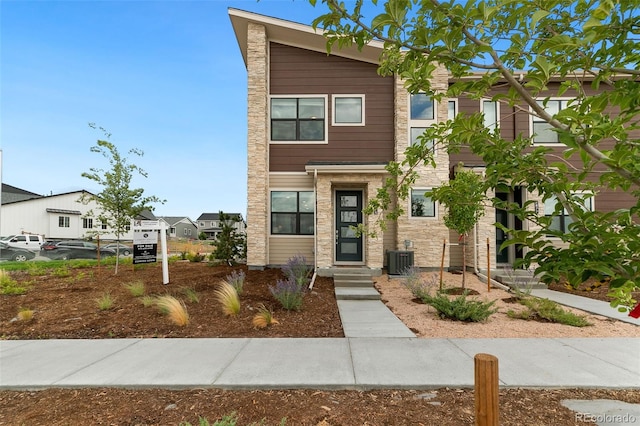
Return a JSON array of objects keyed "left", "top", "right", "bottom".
[
  {"left": 102, "top": 243, "right": 132, "bottom": 256},
  {"left": 40, "top": 240, "right": 62, "bottom": 252},
  {"left": 6, "top": 234, "right": 43, "bottom": 252},
  {"left": 0, "top": 241, "right": 36, "bottom": 261},
  {"left": 40, "top": 240, "right": 117, "bottom": 260}
]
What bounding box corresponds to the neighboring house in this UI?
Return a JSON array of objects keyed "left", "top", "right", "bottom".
[
  {"left": 0, "top": 189, "right": 156, "bottom": 241},
  {"left": 1, "top": 184, "right": 42, "bottom": 204},
  {"left": 158, "top": 216, "right": 198, "bottom": 240},
  {"left": 196, "top": 213, "right": 246, "bottom": 240},
  {"left": 229, "top": 9, "right": 635, "bottom": 275}
]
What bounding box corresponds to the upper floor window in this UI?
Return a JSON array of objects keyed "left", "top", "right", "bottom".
[
  {"left": 448, "top": 99, "right": 457, "bottom": 120},
  {"left": 58, "top": 216, "right": 70, "bottom": 228},
  {"left": 83, "top": 218, "right": 93, "bottom": 229},
  {"left": 544, "top": 193, "right": 593, "bottom": 234},
  {"left": 482, "top": 100, "right": 499, "bottom": 131},
  {"left": 101, "top": 221, "right": 107, "bottom": 230},
  {"left": 271, "top": 191, "right": 314, "bottom": 235},
  {"left": 532, "top": 99, "right": 570, "bottom": 144},
  {"left": 410, "top": 93, "right": 435, "bottom": 120},
  {"left": 270, "top": 96, "right": 326, "bottom": 142},
  {"left": 332, "top": 95, "right": 365, "bottom": 126},
  {"left": 410, "top": 189, "right": 436, "bottom": 218}
]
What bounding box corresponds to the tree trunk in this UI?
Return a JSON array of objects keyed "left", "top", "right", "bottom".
[{"left": 462, "top": 234, "right": 467, "bottom": 289}]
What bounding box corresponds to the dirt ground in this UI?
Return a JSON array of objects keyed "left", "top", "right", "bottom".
[{"left": 1, "top": 261, "right": 638, "bottom": 425}]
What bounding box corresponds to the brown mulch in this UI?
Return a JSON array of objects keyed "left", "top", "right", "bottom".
[
  {"left": 548, "top": 276, "right": 640, "bottom": 303},
  {"left": 1, "top": 261, "right": 638, "bottom": 425}
]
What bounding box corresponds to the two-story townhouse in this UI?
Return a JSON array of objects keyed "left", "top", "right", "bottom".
[
  {"left": 196, "top": 213, "right": 246, "bottom": 240},
  {"left": 229, "top": 9, "right": 636, "bottom": 276},
  {"left": 158, "top": 216, "right": 198, "bottom": 240}
]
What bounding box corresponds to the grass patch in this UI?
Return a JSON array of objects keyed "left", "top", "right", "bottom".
[
  {"left": 0, "top": 271, "right": 30, "bottom": 295},
  {"left": 17, "top": 307, "right": 34, "bottom": 321},
  {"left": 214, "top": 281, "right": 241, "bottom": 316},
  {"left": 96, "top": 292, "right": 115, "bottom": 310},
  {"left": 141, "top": 295, "right": 156, "bottom": 307},
  {"left": 123, "top": 280, "right": 146, "bottom": 297},
  {"left": 182, "top": 288, "right": 200, "bottom": 303},
  {"left": 507, "top": 296, "right": 592, "bottom": 327},
  {"left": 155, "top": 295, "right": 190, "bottom": 326},
  {"left": 252, "top": 303, "right": 279, "bottom": 329}
]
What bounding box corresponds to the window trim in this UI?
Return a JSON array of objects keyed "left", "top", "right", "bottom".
[
  {"left": 270, "top": 189, "right": 315, "bottom": 236},
  {"left": 409, "top": 93, "right": 438, "bottom": 151},
  {"left": 448, "top": 99, "right": 458, "bottom": 120},
  {"left": 58, "top": 216, "right": 70, "bottom": 228},
  {"left": 82, "top": 218, "right": 93, "bottom": 229},
  {"left": 269, "top": 95, "right": 329, "bottom": 144},
  {"left": 409, "top": 188, "right": 438, "bottom": 219},
  {"left": 332, "top": 94, "right": 365, "bottom": 126}
]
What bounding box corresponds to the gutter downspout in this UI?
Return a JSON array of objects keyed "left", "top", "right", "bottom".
[
  {"left": 309, "top": 168, "right": 318, "bottom": 290},
  {"left": 474, "top": 223, "right": 510, "bottom": 292}
]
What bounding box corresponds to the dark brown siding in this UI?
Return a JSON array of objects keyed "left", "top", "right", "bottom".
[{"left": 269, "top": 43, "right": 394, "bottom": 172}]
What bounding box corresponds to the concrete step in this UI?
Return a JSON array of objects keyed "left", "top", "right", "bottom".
[
  {"left": 335, "top": 287, "right": 381, "bottom": 300},
  {"left": 333, "top": 273, "right": 375, "bottom": 288}
]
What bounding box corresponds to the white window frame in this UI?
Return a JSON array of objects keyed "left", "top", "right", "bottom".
[
  {"left": 481, "top": 99, "right": 500, "bottom": 131},
  {"left": 332, "top": 94, "right": 365, "bottom": 126},
  {"left": 409, "top": 188, "right": 438, "bottom": 219},
  {"left": 269, "top": 95, "right": 329, "bottom": 144},
  {"left": 448, "top": 99, "right": 458, "bottom": 120},
  {"left": 82, "top": 218, "right": 93, "bottom": 229},
  {"left": 531, "top": 98, "right": 572, "bottom": 145},
  {"left": 58, "top": 216, "right": 70, "bottom": 228}
]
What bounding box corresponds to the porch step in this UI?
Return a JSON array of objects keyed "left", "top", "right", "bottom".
[
  {"left": 485, "top": 269, "right": 547, "bottom": 291},
  {"left": 333, "top": 273, "right": 380, "bottom": 300}
]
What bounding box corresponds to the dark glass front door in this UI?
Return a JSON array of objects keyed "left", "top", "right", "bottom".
[
  {"left": 495, "top": 192, "right": 509, "bottom": 263},
  {"left": 335, "top": 190, "right": 363, "bottom": 262}
]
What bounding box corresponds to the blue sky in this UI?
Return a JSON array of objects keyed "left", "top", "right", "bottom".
[{"left": 0, "top": 0, "right": 355, "bottom": 221}]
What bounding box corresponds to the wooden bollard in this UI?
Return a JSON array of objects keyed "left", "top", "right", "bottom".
[{"left": 474, "top": 353, "right": 499, "bottom": 426}]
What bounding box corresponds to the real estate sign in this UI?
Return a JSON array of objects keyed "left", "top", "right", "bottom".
[{"left": 132, "top": 219, "right": 169, "bottom": 284}]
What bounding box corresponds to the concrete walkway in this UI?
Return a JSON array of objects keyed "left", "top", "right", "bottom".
[{"left": 1, "top": 289, "right": 638, "bottom": 391}]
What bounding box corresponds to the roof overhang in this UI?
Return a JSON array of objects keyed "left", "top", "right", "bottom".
[
  {"left": 305, "top": 162, "right": 388, "bottom": 174},
  {"left": 229, "top": 8, "right": 384, "bottom": 68}
]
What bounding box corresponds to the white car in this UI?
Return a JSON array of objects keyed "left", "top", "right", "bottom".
[{"left": 6, "top": 235, "right": 43, "bottom": 252}]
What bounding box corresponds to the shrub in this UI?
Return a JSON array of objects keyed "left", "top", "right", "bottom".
[
  {"left": 123, "top": 280, "right": 145, "bottom": 297},
  {"left": 421, "top": 292, "right": 497, "bottom": 322},
  {"left": 187, "top": 252, "right": 205, "bottom": 263},
  {"left": 403, "top": 270, "right": 438, "bottom": 300},
  {"left": 141, "top": 295, "right": 155, "bottom": 307},
  {"left": 214, "top": 281, "right": 241, "bottom": 316},
  {"left": 252, "top": 303, "right": 279, "bottom": 329},
  {"left": 282, "top": 254, "right": 312, "bottom": 289},
  {"left": 96, "top": 292, "right": 115, "bottom": 310},
  {"left": 225, "top": 270, "right": 246, "bottom": 295},
  {"left": 507, "top": 297, "right": 592, "bottom": 327},
  {"left": 270, "top": 278, "right": 305, "bottom": 311},
  {"left": 155, "top": 295, "right": 190, "bottom": 326}
]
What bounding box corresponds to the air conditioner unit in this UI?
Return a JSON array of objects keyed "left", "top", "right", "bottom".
[{"left": 387, "top": 250, "right": 414, "bottom": 275}]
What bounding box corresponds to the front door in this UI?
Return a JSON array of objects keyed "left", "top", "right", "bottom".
[
  {"left": 495, "top": 192, "right": 509, "bottom": 264},
  {"left": 335, "top": 190, "right": 363, "bottom": 262}
]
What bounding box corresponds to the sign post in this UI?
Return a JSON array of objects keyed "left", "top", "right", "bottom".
[{"left": 132, "top": 219, "right": 169, "bottom": 284}]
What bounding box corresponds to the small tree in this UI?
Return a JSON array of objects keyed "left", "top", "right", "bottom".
[
  {"left": 211, "top": 211, "right": 246, "bottom": 265},
  {"left": 81, "top": 124, "right": 164, "bottom": 273},
  {"left": 429, "top": 167, "right": 486, "bottom": 288}
]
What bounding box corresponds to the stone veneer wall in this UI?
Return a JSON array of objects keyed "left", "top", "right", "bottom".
[
  {"left": 315, "top": 173, "right": 385, "bottom": 270},
  {"left": 394, "top": 66, "right": 452, "bottom": 268},
  {"left": 246, "top": 23, "right": 269, "bottom": 269}
]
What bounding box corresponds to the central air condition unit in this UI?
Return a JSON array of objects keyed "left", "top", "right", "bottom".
[{"left": 387, "top": 250, "right": 414, "bottom": 275}]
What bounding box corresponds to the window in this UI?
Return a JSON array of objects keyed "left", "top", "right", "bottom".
[
  {"left": 271, "top": 191, "right": 314, "bottom": 235},
  {"left": 532, "top": 99, "right": 570, "bottom": 143},
  {"left": 101, "top": 221, "right": 107, "bottom": 230},
  {"left": 125, "top": 225, "right": 131, "bottom": 231},
  {"left": 448, "top": 99, "right": 457, "bottom": 120},
  {"left": 211, "top": 221, "right": 217, "bottom": 227},
  {"left": 271, "top": 97, "right": 326, "bottom": 141},
  {"left": 544, "top": 193, "right": 593, "bottom": 234},
  {"left": 58, "top": 216, "right": 70, "bottom": 228},
  {"left": 482, "top": 100, "right": 499, "bottom": 131},
  {"left": 332, "top": 95, "right": 364, "bottom": 126},
  {"left": 184, "top": 228, "right": 188, "bottom": 236},
  {"left": 410, "top": 93, "right": 435, "bottom": 120},
  {"left": 83, "top": 218, "right": 93, "bottom": 229},
  {"left": 170, "top": 227, "right": 176, "bottom": 235},
  {"left": 410, "top": 189, "right": 436, "bottom": 218}
]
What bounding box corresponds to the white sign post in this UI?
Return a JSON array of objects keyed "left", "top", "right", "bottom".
[{"left": 132, "top": 219, "right": 169, "bottom": 284}]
